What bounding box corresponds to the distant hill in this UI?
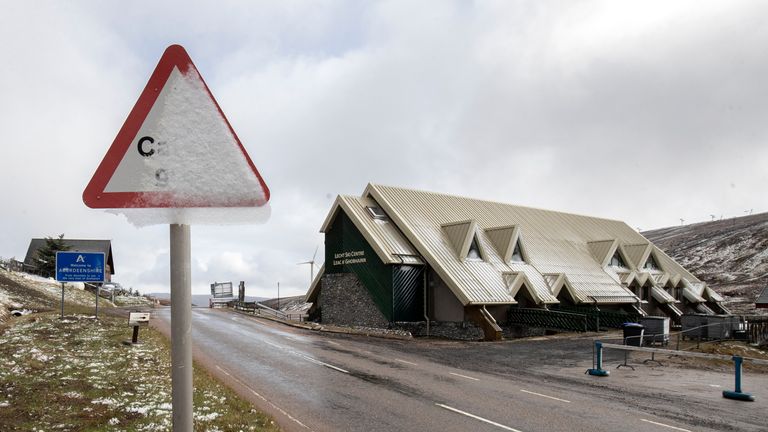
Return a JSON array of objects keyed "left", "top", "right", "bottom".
[{"left": 642, "top": 212, "right": 768, "bottom": 315}]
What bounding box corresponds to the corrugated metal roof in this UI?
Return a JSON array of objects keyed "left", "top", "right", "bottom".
[
  {"left": 320, "top": 195, "right": 424, "bottom": 266},
  {"left": 651, "top": 286, "right": 676, "bottom": 304},
  {"left": 704, "top": 287, "right": 724, "bottom": 302},
  {"left": 365, "top": 184, "right": 651, "bottom": 306},
  {"left": 682, "top": 286, "right": 706, "bottom": 303}
]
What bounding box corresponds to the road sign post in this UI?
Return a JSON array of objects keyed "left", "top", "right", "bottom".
[
  {"left": 83, "top": 44, "right": 270, "bottom": 431},
  {"left": 170, "top": 224, "right": 193, "bottom": 430}
]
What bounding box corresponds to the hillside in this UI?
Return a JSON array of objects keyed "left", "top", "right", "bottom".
[{"left": 642, "top": 212, "right": 768, "bottom": 315}]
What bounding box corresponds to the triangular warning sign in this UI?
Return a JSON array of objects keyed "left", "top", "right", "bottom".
[{"left": 83, "top": 45, "right": 269, "bottom": 209}]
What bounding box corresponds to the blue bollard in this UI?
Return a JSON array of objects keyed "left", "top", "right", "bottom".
[
  {"left": 722, "top": 356, "right": 755, "bottom": 401},
  {"left": 587, "top": 341, "right": 610, "bottom": 376}
]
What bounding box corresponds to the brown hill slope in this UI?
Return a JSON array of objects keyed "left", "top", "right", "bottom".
[{"left": 642, "top": 212, "right": 768, "bottom": 315}]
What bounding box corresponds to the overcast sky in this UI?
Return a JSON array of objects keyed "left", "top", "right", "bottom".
[{"left": 1, "top": 1, "right": 766, "bottom": 297}]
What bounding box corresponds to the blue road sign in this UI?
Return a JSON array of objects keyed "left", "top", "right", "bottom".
[{"left": 55, "top": 251, "right": 105, "bottom": 283}]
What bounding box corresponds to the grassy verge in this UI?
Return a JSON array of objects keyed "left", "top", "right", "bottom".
[{"left": 0, "top": 312, "right": 280, "bottom": 432}]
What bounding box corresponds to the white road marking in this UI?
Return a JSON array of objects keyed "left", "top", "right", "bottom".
[
  {"left": 450, "top": 372, "right": 480, "bottom": 381},
  {"left": 435, "top": 403, "right": 522, "bottom": 432},
  {"left": 394, "top": 358, "right": 418, "bottom": 366},
  {"left": 215, "top": 366, "right": 313, "bottom": 431},
  {"left": 519, "top": 389, "right": 571, "bottom": 403},
  {"left": 708, "top": 384, "right": 721, "bottom": 388},
  {"left": 640, "top": 419, "right": 692, "bottom": 432},
  {"left": 300, "top": 354, "right": 350, "bottom": 374},
  {"left": 326, "top": 340, "right": 342, "bottom": 347}
]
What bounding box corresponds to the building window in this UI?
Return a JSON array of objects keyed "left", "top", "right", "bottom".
[
  {"left": 644, "top": 254, "right": 660, "bottom": 271},
  {"left": 609, "top": 251, "right": 627, "bottom": 268},
  {"left": 467, "top": 237, "right": 482, "bottom": 261},
  {"left": 511, "top": 240, "right": 525, "bottom": 263},
  {"left": 366, "top": 206, "right": 387, "bottom": 220}
]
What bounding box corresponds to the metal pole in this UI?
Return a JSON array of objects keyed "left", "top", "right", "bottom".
[
  {"left": 277, "top": 281, "right": 280, "bottom": 310},
  {"left": 170, "top": 224, "right": 193, "bottom": 431},
  {"left": 95, "top": 285, "right": 100, "bottom": 319},
  {"left": 61, "top": 283, "right": 65, "bottom": 319}
]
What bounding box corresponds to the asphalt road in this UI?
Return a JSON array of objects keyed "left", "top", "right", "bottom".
[{"left": 153, "top": 308, "right": 767, "bottom": 432}]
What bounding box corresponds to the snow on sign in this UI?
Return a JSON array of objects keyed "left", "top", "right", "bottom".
[{"left": 83, "top": 44, "right": 269, "bottom": 209}]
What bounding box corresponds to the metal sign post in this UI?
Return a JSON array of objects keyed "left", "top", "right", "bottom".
[
  {"left": 171, "top": 224, "right": 193, "bottom": 431},
  {"left": 61, "top": 283, "right": 65, "bottom": 319},
  {"left": 83, "top": 45, "right": 271, "bottom": 432}
]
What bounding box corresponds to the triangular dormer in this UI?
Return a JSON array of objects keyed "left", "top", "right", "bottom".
[
  {"left": 442, "top": 220, "right": 480, "bottom": 261},
  {"left": 587, "top": 239, "right": 618, "bottom": 267},
  {"left": 467, "top": 236, "right": 483, "bottom": 261},
  {"left": 510, "top": 238, "right": 525, "bottom": 263},
  {"left": 643, "top": 253, "right": 661, "bottom": 271},
  {"left": 622, "top": 243, "right": 652, "bottom": 270},
  {"left": 485, "top": 225, "right": 525, "bottom": 263},
  {"left": 609, "top": 249, "right": 628, "bottom": 268}
]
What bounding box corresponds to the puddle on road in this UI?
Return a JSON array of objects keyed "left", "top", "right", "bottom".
[
  {"left": 315, "top": 343, "right": 404, "bottom": 368},
  {"left": 347, "top": 370, "right": 428, "bottom": 399}
]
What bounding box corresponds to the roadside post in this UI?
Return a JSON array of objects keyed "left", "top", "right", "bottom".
[
  {"left": 55, "top": 252, "right": 106, "bottom": 319},
  {"left": 95, "top": 283, "right": 100, "bottom": 319},
  {"left": 128, "top": 312, "right": 151, "bottom": 343},
  {"left": 586, "top": 340, "right": 609, "bottom": 376},
  {"left": 82, "top": 45, "right": 270, "bottom": 431},
  {"left": 723, "top": 356, "right": 755, "bottom": 401}
]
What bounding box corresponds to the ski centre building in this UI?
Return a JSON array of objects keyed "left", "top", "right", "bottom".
[{"left": 305, "top": 184, "right": 729, "bottom": 340}]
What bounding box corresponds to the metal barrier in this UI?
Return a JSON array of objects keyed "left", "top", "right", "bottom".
[
  {"left": 586, "top": 340, "right": 768, "bottom": 401},
  {"left": 231, "top": 301, "right": 307, "bottom": 322}
]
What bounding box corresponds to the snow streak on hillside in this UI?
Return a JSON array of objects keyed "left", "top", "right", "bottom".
[{"left": 643, "top": 212, "right": 768, "bottom": 315}]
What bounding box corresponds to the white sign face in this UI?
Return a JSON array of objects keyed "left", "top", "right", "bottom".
[
  {"left": 128, "top": 312, "right": 151, "bottom": 326},
  {"left": 103, "top": 67, "right": 265, "bottom": 206},
  {"left": 83, "top": 45, "right": 270, "bottom": 212}
]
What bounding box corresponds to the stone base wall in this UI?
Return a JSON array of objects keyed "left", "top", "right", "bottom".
[
  {"left": 502, "top": 325, "right": 547, "bottom": 339},
  {"left": 394, "top": 321, "right": 485, "bottom": 341},
  {"left": 317, "top": 273, "right": 389, "bottom": 328}
]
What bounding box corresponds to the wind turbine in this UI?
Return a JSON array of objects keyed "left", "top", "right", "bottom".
[{"left": 297, "top": 246, "right": 319, "bottom": 285}]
